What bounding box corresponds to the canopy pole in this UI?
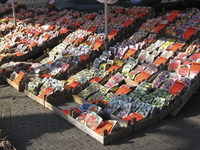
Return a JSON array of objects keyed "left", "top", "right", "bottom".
[
  {"left": 104, "top": 3, "right": 108, "bottom": 51},
  {"left": 11, "top": 0, "right": 16, "bottom": 28}
]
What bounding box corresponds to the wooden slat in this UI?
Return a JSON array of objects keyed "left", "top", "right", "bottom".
[
  {"left": 133, "top": 115, "right": 158, "bottom": 132},
  {"left": 158, "top": 98, "right": 181, "bottom": 121},
  {"left": 2, "top": 76, "right": 25, "bottom": 92}
]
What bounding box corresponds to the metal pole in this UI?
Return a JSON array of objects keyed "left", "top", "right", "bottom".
[
  {"left": 11, "top": 0, "right": 16, "bottom": 28},
  {"left": 104, "top": 2, "right": 108, "bottom": 51}
]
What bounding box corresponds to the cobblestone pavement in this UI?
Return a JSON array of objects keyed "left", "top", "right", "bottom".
[{"left": 0, "top": 77, "right": 200, "bottom": 150}]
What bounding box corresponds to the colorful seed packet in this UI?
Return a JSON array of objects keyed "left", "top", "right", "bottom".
[
  {"left": 79, "top": 103, "right": 92, "bottom": 112},
  {"left": 94, "top": 120, "right": 117, "bottom": 136},
  {"left": 85, "top": 112, "right": 103, "bottom": 130},
  {"left": 115, "top": 102, "right": 132, "bottom": 118},
  {"left": 87, "top": 104, "right": 102, "bottom": 113},
  {"left": 76, "top": 112, "right": 89, "bottom": 124}
]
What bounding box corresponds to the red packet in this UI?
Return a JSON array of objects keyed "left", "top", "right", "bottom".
[
  {"left": 34, "top": 31, "right": 41, "bottom": 37},
  {"left": 154, "top": 56, "right": 168, "bottom": 66},
  {"left": 48, "top": 25, "right": 55, "bottom": 30},
  {"left": 60, "top": 28, "right": 69, "bottom": 34},
  {"left": 9, "top": 24, "right": 14, "bottom": 29},
  {"left": 122, "top": 112, "right": 144, "bottom": 124},
  {"left": 74, "top": 37, "right": 84, "bottom": 45},
  {"left": 134, "top": 71, "right": 151, "bottom": 83},
  {"left": 24, "top": 28, "right": 29, "bottom": 33},
  {"left": 40, "top": 74, "right": 52, "bottom": 79},
  {"left": 109, "top": 29, "right": 118, "bottom": 40},
  {"left": 3, "top": 7, "right": 5, "bottom": 12},
  {"left": 26, "top": 13, "right": 32, "bottom": 17},
  {"left": 29, "top": 42, "right": 37, "bottom": 50},
  {"left": 115, "top": 8, "right": 124, "bottom": 15},
  {"left": 124, "top": 49, "right": 137, "bottom": 59},
  {"left": 66, "top": 81, "right": 80, "bottom": 90},
  {"left": 182, "top": 27, "right": 197, "bottom": 39},
  {"left": 169, "top": 80, "right": 186, "bottom": 95},
  {"left": 61, "top": 18, "right": 67, "bottom": 23},
  {"left": 74, "top": 22, "right": 82, "bottom": 29},
  {"left": 89, "top": 99, "right": 109, "bottom": 105},
  {"left": 107, "top": 65, "right": 121, "bottom": 72},
  {"left": 94, "top": 121, "right": 115, "bottom": 136},
  {"left": 38, "top": 87, "right": 54, "bottom": 100},
  {"left": 87, "top": 14, "right": 96, "bottom": 20},
  {"left": 43, "top": 34, "right": 50, "bottom": 41},
  {"left": 4, "top": 44, "right": 10, "bottom": 49},
  {"left": 20, "top": 39, "right": 27, "bottom": 44},
  {"left": 124, "top": 19, "right": 133, "bottom": 28},
  {"left": 0, "top": 69, "right": 3, "bottom": 73},
  {"left": 80, "top": 54, "right": 89, "bottom": 63},
  {"left": 93, "top": 40, "right": 104, "bottom": 50},
  {"left": 61, "top": 63, "right": 69, "bottom": 72},
  {"left": 89, "top": 26, "right": 97, "bottom": 33},
  {"left": 154, "top": 24, "right": 166, "bottom": 33},
  {"left": 137, "top": 11, "right": 148, "bottom": 18},
  {"left": 15, "top": 4, "right": 18, "bottom": 8},
  {"left": 90, "top": 77, "right": 103, "bottom": 83},
  {"left": 35, "top": 22, "right": 42, "bottom": 27},
  {"left": 168, "top": 10, "right": 179, "bottom": 22},
  {"left": 8, "top": 35, "right": 14, "bottom": 39},
  {"left": 189, "top": 62, "right": 200, "bottom": 78},
  {"left": 62, "top": 107, "right": 82, "bottom": 116},
  {"left": 16, "top": 52, "right": 24, "bottom": 57},
  {"left": 168, "top": 42, "right": 184, "bottom": 52},
  {"left": 115, "top": 85, "right": 131, "bottom": 95},
  {"left": 13, "top": 71, "right": 25, "bottom": 85}
]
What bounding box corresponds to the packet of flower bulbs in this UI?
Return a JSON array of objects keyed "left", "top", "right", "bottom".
[{"left": 115, "top": 101, "right": 132, "bottom": 118}]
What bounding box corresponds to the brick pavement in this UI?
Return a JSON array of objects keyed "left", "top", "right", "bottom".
[{"left": 0, "top": 77, "right": 200, "bottom": 150}]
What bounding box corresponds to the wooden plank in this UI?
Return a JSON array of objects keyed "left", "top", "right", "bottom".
[
  {"left": 72, "top": 95, "right": 87, "bottom": 105},
  {"left": 44, "top": 101, "right": 62, "bottom": 116},
  {"left": 158, "top": 98, "right": 181, "bottom": 121},
  {"left": 104, "top": 126, "right": 132, "bottom": 145},
  {"left": 170, "top": 80, "right": 200, "bottom": 117},
  {"left": 46, "top": 94, "right": 68, "bottom": 104},
  {"left": 24, "top": 90, "right": 45, "bottom": 106},
  {"left": 2, "top": 76, "right": 25, "bottom": 92},
  {"left": 133, "top": 115, "right": 158, "bottom": 132},
  {"left": 124, "top": 78, "right": 138, "bottom": 87}
]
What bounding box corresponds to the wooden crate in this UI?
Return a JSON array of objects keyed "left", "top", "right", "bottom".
[
  {"left": 2, "top": 75, "right": 25, "bottom": 92},
  {"left": 24, "top": 90, "right": 133, "bottom": 145}
]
